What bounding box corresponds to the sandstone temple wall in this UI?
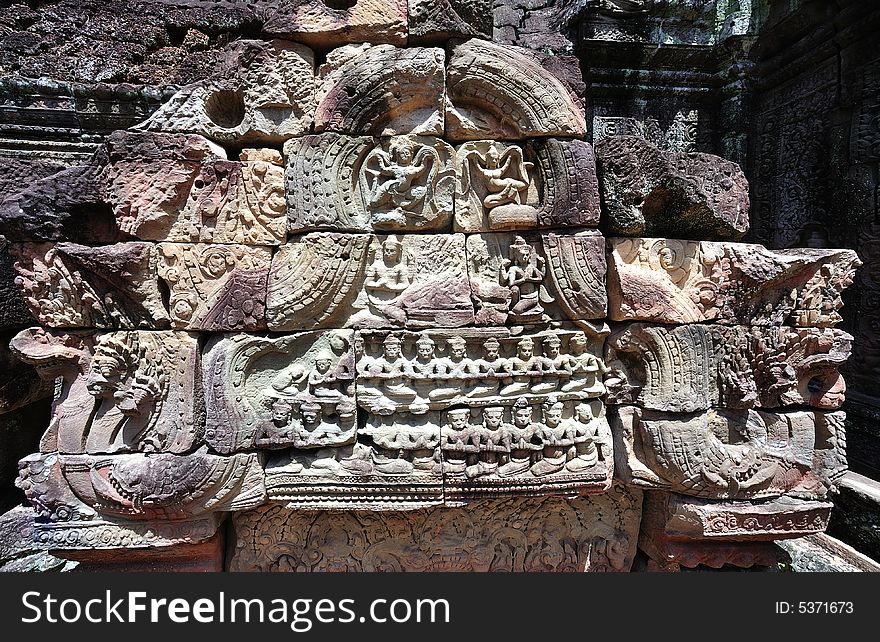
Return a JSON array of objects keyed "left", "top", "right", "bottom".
[{"left": 0, "top": 0, "right": 873, "bottom": 572}]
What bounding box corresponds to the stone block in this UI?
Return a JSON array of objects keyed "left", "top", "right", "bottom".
[
  {"left": 105, "top": 131, "right": 287, "bottom": 244},
  {"left": 157, "top": 243, "right": 271, "bottom": 331},
  {"left": 607, "top": 237, "right": 861, "bottom": 327},
  {"left": 610, "top": 406, "right": 847, "bottom": 501},
  {"left": 136, "top": 39, "right": 315, "bottom": 143},
  {"left": 408, "top": 0, "right": 492, "bottom": 44},
  {"left": 467, "top": 231, "right": 607, "bottom": 325},
  {"left": 285, "top": 133, "right": 454, "bottom": 233},
  {"left": 266, "top": 232, "right": 474, "bottom": 331},
  {"left": 11, "top": 242, "right": 169, "bottom": 329},
  {"left": 229, "top": 487, "right": 642, "bottom": 571},
  {"left": 454, "top": 138, "right": 601, "bottom": 232},
  {"left": 315, "top": 44, "right": 444, "bottom": 136},
  {"left": 596, "top": 135, "right": 750, "bottom": 240},
  {"left": 264, "top": 0, "right": 408, "bottom": 47},
  {"left": 10, "top": 328, "right": 204, "bottom": 455},
  {"left": 203, "top": 330, "right": 357, "bottom": 454},
  {"left": 446, "top": 39, "right": 586, "bottom": 141},
  {"left": 605, "top": 323, "right": 853, "bottom": 412}
]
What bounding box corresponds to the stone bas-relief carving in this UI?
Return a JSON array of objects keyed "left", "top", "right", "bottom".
[
  {"left": 105, "top": 132, "right": 287, "bottom": 245},
  {"left": 605, "top": 323, "right": 853, "bottom": 412},
  {"left": 407, "top": 0, "right": 493, "bottom": 43},
  {"left": 596, "top": 135, "right": 750, "bottom": 240},
  {"left": 638, "top": 491, "right": 833, "bottom": 570},
  {"left": 0, "top": 13, "right": 865, "bottom": 572},
  {"left": 16, "top": 449, "right": 264, "bottom": 549},
  {"left": 266, "top": 232, "right": 474, "bottom": 331},
  {"left": 229, "top": 488, "right": 642, "bottom": 571},
  {"left": 10, "top": 328, "right": 203, "bottom": 455},
  {"left": 203, "top": 331, "right": 357, "bottom": 454},
  {"left": 157, "top": 243, "right": 271, "bottom": 331},
  {"left": 315, "top": 44, "right": 445, "bottom": 136},
  {"left": 11, "top": 242, "right": 169, "bottom": 330},
  {"left": 611, "top": 406, "right": 847, "bottom": 501},
  {"left": 468, "top": 231, "right": 607, "bottom": 324},
  {"left": 286, "top": 134, "right": 454, "bottom": 232},
  {"left": 445, "top": 39, "right": 586, "bottom": 141},
  {"left": 136, "top": 39, "right": 316, "bottom": 143},
  {"left": 607, "top": 237, "right": 861, "bottom": 327},
  {"left": 454, "top": 139, "right": 601, "bottom": 232}
]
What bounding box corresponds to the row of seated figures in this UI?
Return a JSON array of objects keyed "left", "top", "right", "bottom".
[
  {"left": 356, "top": 330, "right": 607, "bottom": 415},
  {"left": 269, "top": 397, "right": 611, "bottom": 485}
]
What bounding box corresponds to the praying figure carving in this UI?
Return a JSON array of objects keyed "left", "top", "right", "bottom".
[{"left": 501, "top": 236, "right": 553, "bottom": 324}]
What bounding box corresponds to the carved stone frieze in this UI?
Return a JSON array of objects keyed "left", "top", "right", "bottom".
[
  {"left": 10, "top": 328, "right": 203, "bottom": 455},
  {"left": 11, "top": 242, "right": 169, "bottom": 329},
  {"left": 315, "top": 44, "right": 445, "bottom": 136},
  {"left": 266, "top": 233, "right": 474, "bottom": 331},
  {"left": 605, "top": 323, "right": 853, "bottom": 412},
  {"left": 229, "top": 487, "right": 642, "bottom": 571},
  {"left": 596, "top": 135, "right": 750, "bottom": 240},
  {"left": 611, "top": 406, "right": 847, "bottom": 501},
  {"left": 607, "top": 237, "right": 861, "bottom": 327},
  {"left": 203, "top": 330, "right": 357, "bottom": 454},
  {"left": 285, "top": 134, "right": 455, "bottom": 233},
  {"left": 157, "top": 243, "right": 271, "bottom": 331},
  {"left": 136, "top": 39, "right": 316, "bottom": 143},
  {"left": 467, "top": 231, "right": 607, "bottom": 325},
  {"left": 446, "top": 39, "right": 586, "bottom": 141}
]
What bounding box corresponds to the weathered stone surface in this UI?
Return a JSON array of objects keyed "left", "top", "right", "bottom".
[
  {"left": 607, "top": 237, "right": 861, "bottom": 327},
  {"left": 203, "top": 331, "right": 357, "bottom": 454},
  {"left": 157, "top": 243, "right": 270, "bottom": 330},
  {"left": 0, "top": 334, "right": 50, "bottom": 415},
  {"left": 605, "top": 324, "right": 852, "bottom": 412},
  {"left": 16, "top": 450, "right": 265, "bottom": 530},
  {"left": 105, "top": 131, "right": 287, "bottom": 244},
  {"left": 315, "top": 45, "right": 444, "bottom": 136},
  {"left": 455, "top": 138, "right": 600, "bottom": 232},
  {"left": 446, "top": 39, "right": 586, "bottom": 141},
  {"left": 777, "top": 533, "right": 880, "bottom": 572},
  {"left": 408, "top": 0, "right": 492, "bottom": 43},
  {"left": 827, "top": 471, "right": 880, "bottom": 562},
  {"left": 10, "top": 328, "right": 204, "bottom": 455},
  {"left": 136, "top": 39, "right": 315, "bottom": 143},
  {"left": 263, "top": 0, "right": 407, "bottom": 47},
  {"left": 0, "top": 160, "right": 123, "bottom": 244},
  {"left": 467, "top": 231, "right": 607, "bottom": 325},
  {"left": 230, "top": 487, "right": 642, "bottom": 571},
  {"left": 638, "top": 492, "right": 814, "bottom": 570},
  {"left": 611, "top": 406, "right": 847, "bottom": 501},
  {"left": 0, "top": 505, "right": 77, "bottom": 573},
  {"left": 266, "top": 233, "right": 474, "bottom": 331},
  {"left": 596, "top": 135, "right": 750, "bottom": 240},
  {"left": 286, "top": 134, "right": 455, "bottom": 233},
  {"left": 11, "top": 242, "right": 170, "bottom": 329}
]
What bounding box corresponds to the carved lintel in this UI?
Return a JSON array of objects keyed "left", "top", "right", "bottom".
[{"left": 229, "top": 487, "right": 642, "bottom": 571}]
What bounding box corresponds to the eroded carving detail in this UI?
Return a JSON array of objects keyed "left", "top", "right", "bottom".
[{"left": 229, "top": 488, "right": 642, "bottom": 571}]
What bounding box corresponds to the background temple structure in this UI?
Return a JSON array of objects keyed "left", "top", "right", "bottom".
[{"left": 0, "top": 0, "right": 877, "bottom": 572}]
